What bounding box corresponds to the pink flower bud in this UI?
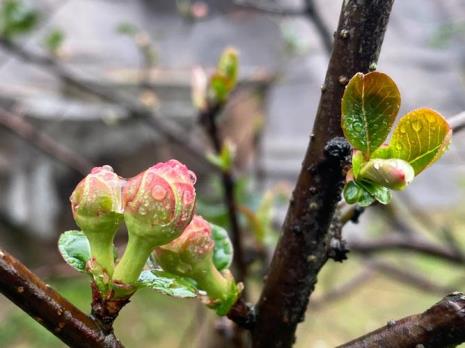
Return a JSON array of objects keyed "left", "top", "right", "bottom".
[
  {"left": 123, "top": 159, "right": 197, "bottom": 246},
  {"left": 154, "top": 215, "right": 214, "bottom": 272},
  {"left": 70, "top": 165, "right": 124, "bottom": 233}
]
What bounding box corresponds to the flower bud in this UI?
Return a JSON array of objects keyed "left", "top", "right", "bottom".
[
  {"left": 113, "top": 160, "right": 197, "bottom": 287},
  {"left": 359, "top": 158, "right": 415, "bottom": 190},
  {"left": 123, "top": 159, "right": 197, "bottom": 245},
  {"left": 207, "top": 47, "right": 239, "bottom": 105},
  {"left": 69, "top": 165, "right": 124, "bottom": 276},
  {"left": 154, "top": 216, "right": 239, "bottom": 315},
  {"left": 154, "top": 215, "right": 214, "bottom": 272}
]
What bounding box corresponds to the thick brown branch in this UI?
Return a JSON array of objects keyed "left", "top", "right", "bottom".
[
  {"left": 0, "top": 107, "right": 93, "bottom": 175},
  {"left": 0, "top": 249, "right": 123, "bottom": 348},
  {"left": 337, "top": 292, "right": 465, "bottom": 348},
  {"left": 252, "top": 1, "right": 395, "bottom": 346}
]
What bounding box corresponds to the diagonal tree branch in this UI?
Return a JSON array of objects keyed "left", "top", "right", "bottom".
[
  {"left": 337, "top": 292, "right": 465, "bottom": 348},
  {"left": 0, "top": 38, "right": 216, "bottom": 172},
  {"left": 0, "top": 248, "right": 123, "bottom": 348},
  {"left": 251, "top": 1, "right": 395, "bottom": 346},
  {"left": 0, "top": 107, "right": 93, "bottom": 175},
  {"left": 349, "top": 234, "right": 465, "bottom": 265}
]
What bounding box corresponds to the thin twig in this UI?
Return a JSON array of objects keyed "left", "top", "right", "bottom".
[
  {"left": 310, "top": 269, "right": 374, "bottom": 310},
  {"left": 199, "top": 105, "right": 248, "bottom": 288},
  {"left": 367, "top": 259, "right": 455, "bottom": 295},
  {"left": 337, "top": 292, "right": 465, "bottom": 348},
  {"left": 0, "top": 107, "right": 93, "bottom": 175},
  {"left": 0, "top": 248, "right": 123, "bottom": 348},
  {"left": 349, "top": 234, "right": 465, "bottom": 265},
  {"left": 0, "top": 38, "right": 217, "bottom": 173}
]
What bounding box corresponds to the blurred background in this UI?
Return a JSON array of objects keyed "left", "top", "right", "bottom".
[{"left": 0, "top": 0, "right": 465, "bottom": 347}]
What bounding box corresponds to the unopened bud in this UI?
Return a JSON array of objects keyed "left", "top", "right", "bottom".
[
  {"left": 113, "top": 160, "right": 197, "bottom": 286},
  {"left": 154, "top": 216, "right": 239, "bottom": 315},
  {"left": 69, "top": 165, "right": 124, "bottom": 276},
  {"left": 359, "top": 158, "right": 414, "bottom": 190}
]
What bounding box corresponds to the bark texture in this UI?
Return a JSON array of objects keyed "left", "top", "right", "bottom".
[
  {"left": 251, "top": 1, "right": 395, "bottom": 347},
  {"left": 0, "top": 249, "right": 123, "bottom": 348},
  {"left": 338, "top": 292, "right": 465, "bottom": 348}
]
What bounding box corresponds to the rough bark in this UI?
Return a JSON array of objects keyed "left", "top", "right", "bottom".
[
  {"left": 251, "top": 1, "right": 395, "bottom": 347},
  {"left": 338, "top": 292, "right": 465, "bottom": 348},
  {"left": 0, "top": 249, "right": 123, "bottom": 348}
]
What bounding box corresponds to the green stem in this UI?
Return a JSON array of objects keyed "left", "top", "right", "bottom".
[
  {"left": 194, "top": 263, "right": 231, "bottom": 301},
  {"left": 113, "top": 235, "right": 153, "bottom": 285},
  {"left": 85, "top": 231, "right": 115, "bottom": 276}
]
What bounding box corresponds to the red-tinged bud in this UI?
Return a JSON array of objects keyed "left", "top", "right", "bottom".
[
  {"left": 113, "top": 160, "right": 197, "bottom": 287},
  {"left": 359, "top": 158, "right": 415, "bottom": 190},
  {"left": 154, "top": 215, "right": 214, "bottom": 272},
  {"left": 69, "top": 165, "right": 124, "bottom": 276},
  {"left": 154, "top": 216, "right": 239, "bottom": 316},
  {"left": 123, "top": 159, "right": 197, "bottom": 245}
]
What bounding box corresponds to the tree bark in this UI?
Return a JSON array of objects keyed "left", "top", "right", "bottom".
[
  {"left": 0, "top": 249, "right": 123, "bottom": 348},
  {"left": 338, "top": 292, "right": 465, "bottom": 348},
  {"left": 251, "top": 1, "right": 395, "bottom": 347}
]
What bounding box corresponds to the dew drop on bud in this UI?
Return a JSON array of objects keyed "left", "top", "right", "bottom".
[
  {"left": 152, "top": 185, "right": 167, "bottom": 201},
  {"left": 183, "top": 190, "right": 194, "bottom": 205},
  {"left": 412, "top": 120, "right": 422, "bottom": 132},
  {"left": 138, "top": 207, "right": 147, "bottom": 215},
  {"left": 188, "top": 171, "right": 197, "bottom": 185},
  {"left": 101, "top": 165, "right": 114, "bottom": 172}
]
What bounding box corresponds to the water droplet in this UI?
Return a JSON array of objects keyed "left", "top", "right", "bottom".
[
  {"left": 353, "top": 123, "right": 362, "bottom": 132},
  {"left": 412, "top": 120, "right": 422, "bottom": 132},
  {"left": 426, "top": 114, "right": 435, "bottom": 123},
  {"left": 400, "top": 126, "right": 406, "bottom": 134},
  {"left": 152, "top": 185, "right": 167, "bottom": 201},
  {"left": 396, "top": 144, "right": 402, "bottom": 151},
  {"left": 139, "top": 207, "right": 147, "bottom": 215},
  {"left": 188, "top": 171, "right": 197, "bottom": 185},
  {"left": 102, "top": 165, "right": 114, "bottom": 172},
  {"left": 183, "top": 190, "right": 195, "bottom": 205}
]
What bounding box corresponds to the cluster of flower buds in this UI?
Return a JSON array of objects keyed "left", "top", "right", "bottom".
[
  {"left": 153, "top": 216, "right": 239, "bottom": 315},
  {"left": 69, "top": 159, "right": 238, "bottom": 312}
]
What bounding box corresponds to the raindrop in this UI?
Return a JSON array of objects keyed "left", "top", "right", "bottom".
[
  {"left": 400, "top": 126, "right": 406, "bottom": 134},
  {"left": 411, "top": 120, "right": 422, "bottom": 132},
  {"left": 138, "top": 207, "right": 147, "bottom": 215},
  {"left": 102, "top": 165, "right": 114, "bottom": 172},
  {"left": 188, "top": 171, "right": 197, "bottom": 185},
  {"left": 152, "top": 185, "right": 167, "bottom": 201},
  {"left": 183, "top": 190, "right": 195, "bottom": 205}
]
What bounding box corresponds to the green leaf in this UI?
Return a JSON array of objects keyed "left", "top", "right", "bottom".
[
  {"left": 358, "top": 181, "right": 391, "bottom": 205},
  {"left": 210, "top": 223, "right": 233, "bottom": 271},
  {"left": 383, "top": 108, "right": 452, "bottom": 175},
  {"left": 0, "top": 0, "right": 39, "bottom": 39},
  {"left": 43, "top": 29, "right": 64, "bottom": 54},
  {"left": 359, "top": 158, "right": 415, "bottom": 191},
  {"left": 341, "top": 72, "right": 401, "bottom": 156},
  {"left": 58, "top": 230, "right": 91, "bottom": 272},
  {"left": 343, "top": 181, "right": 363, "bottom": 204},
  {"left": 138, "top": 269, "right": 198, "bottom": 298}
]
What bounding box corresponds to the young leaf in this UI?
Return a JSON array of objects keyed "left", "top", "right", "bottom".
[
  {"left": 341, "top": 72, "right": 401, "bottom": 156},
  {"left": 358, "top": 181, "right": 392, "bottom": 205},
  {"left": 138, "top": 269, "right": 198, "bottom": 298},
  {"left": 359, "top": 158, "right": 414, "bottom": 190},
  {"left": 210, "top": 223, "right": 233, "bottom": 271},
  {"left": 343, "top": 180, "right": 363, "bottom": 204},
  {"left": 58, "top": 230, "right": 91, "bottom": 272},
  {"left": 385, "top": 108, "right": 452, "bottom": 175}
]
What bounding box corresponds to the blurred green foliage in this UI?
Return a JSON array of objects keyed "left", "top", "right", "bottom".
[{"left": 0, "top": 0, "right": 39, "bottom": 39}]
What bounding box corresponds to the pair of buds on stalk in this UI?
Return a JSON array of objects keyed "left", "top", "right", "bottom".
[{"left": 70, "top": 160, "right": 237, "bottom": 307}]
